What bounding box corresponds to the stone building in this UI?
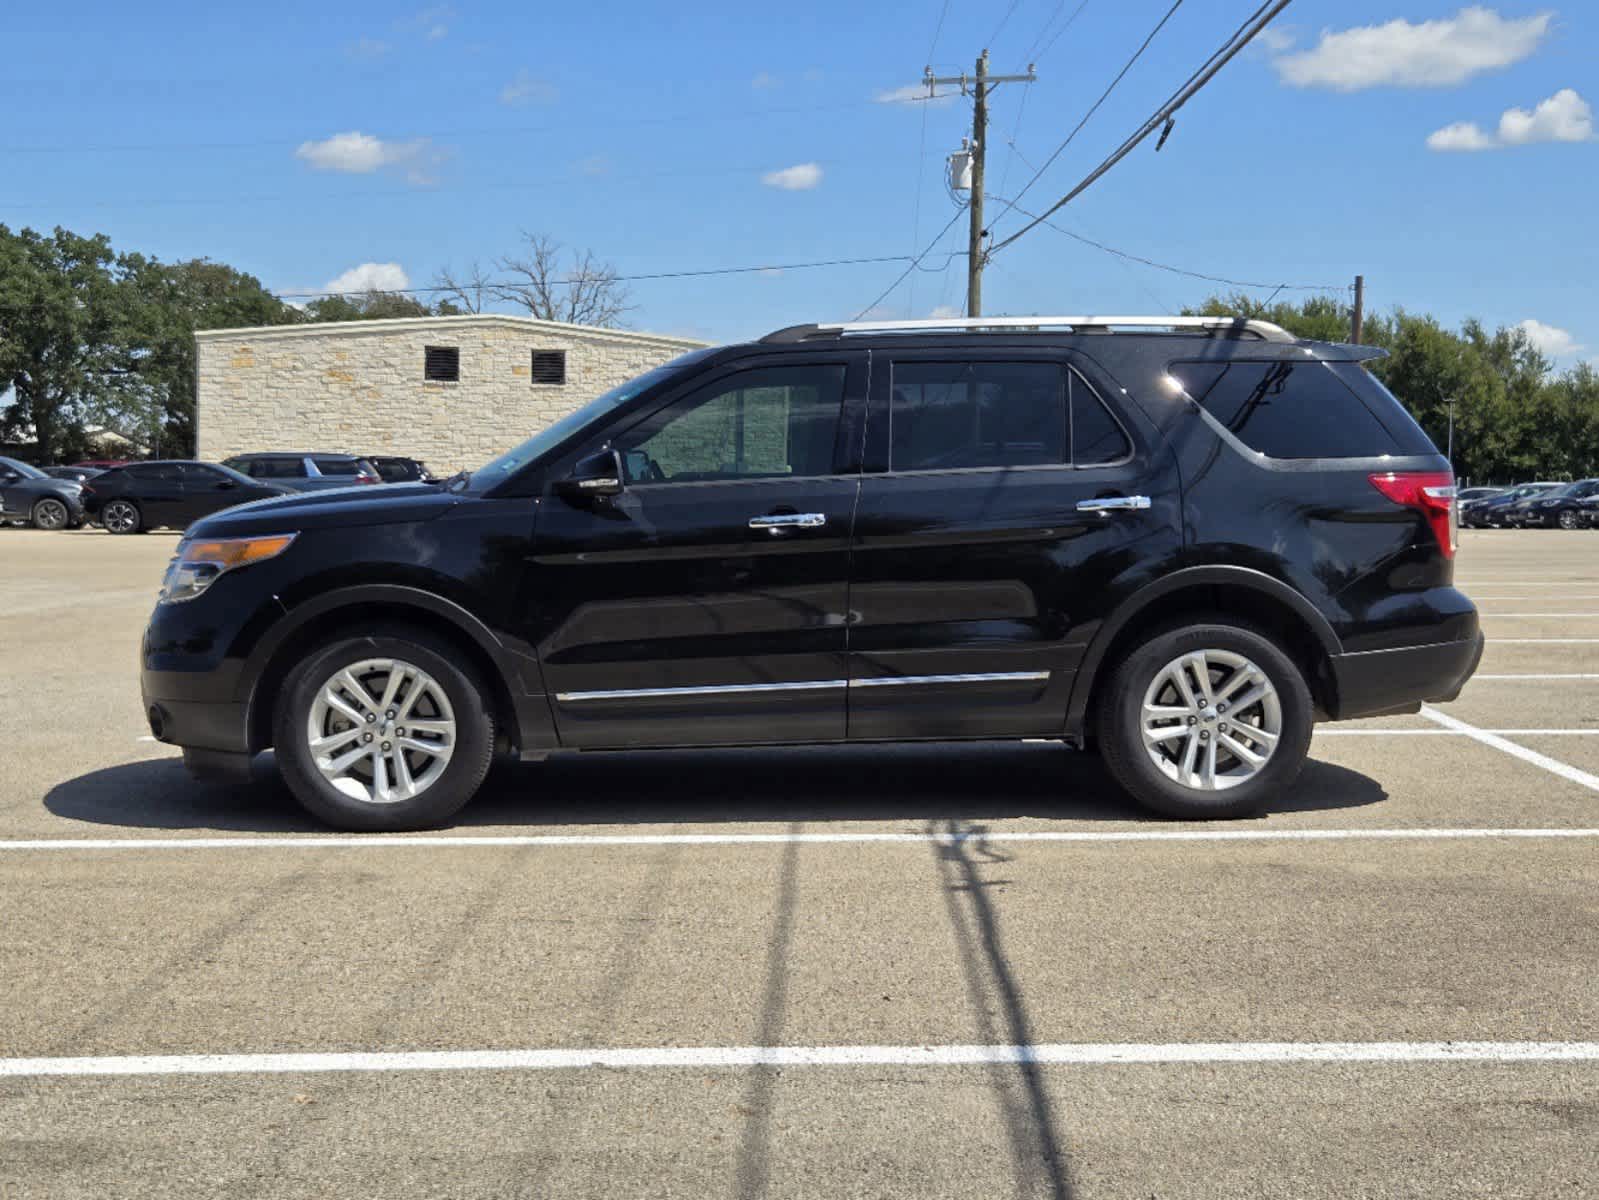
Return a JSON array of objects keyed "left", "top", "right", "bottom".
[{"left": 195, "top": 315, "right": 709, "bottom": 472}]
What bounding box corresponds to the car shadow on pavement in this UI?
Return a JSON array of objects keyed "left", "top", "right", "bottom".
[{"left": 43, "top": 743, "right": 1388, "bottom": 833}]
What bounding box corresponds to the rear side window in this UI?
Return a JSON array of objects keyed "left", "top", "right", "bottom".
[
  {"left": 1170, "top": 360, "right": 1423, "bottom": 459},
  {"left": 313, "top": 458, "right": 360, "bottom": 476},
  {"left": 250, "top": 458, "right": 305, "bottom": 479},
  {"left": 891, "top": 362, "right": 1066, "bottom": 471},
  {"left": 1071, "top": 373, "right": 1131, "bottom": 465},
  {"left": 127, "top": 463, "right": 180, "bottom": 482}
]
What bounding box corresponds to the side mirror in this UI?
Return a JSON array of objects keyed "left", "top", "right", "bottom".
[{"left": 558, "top": 449, "right": 625, "bottom": 501}]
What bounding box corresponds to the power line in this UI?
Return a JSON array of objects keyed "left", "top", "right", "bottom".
[
  {"left": 1027, "top": 0, "right": 1093, "bottom": 64},
  {"left": 984, "top": 0, "right": 1186, "bottom": 242},
  {"left": 986, "top": 0, "right": 1024, "bottom": 49},
  {"left": 854, "top": 209, "right": 968, "bottom": 320},
  {"left": 988, "top": 0, "right": 1294, "bottom": 259},
  {"left": 276, "top": 255, "right": 940, "bottom": 302},
  {"left": 927, "top": 0, "right": 952, "bottom": 61},
  {"left": 985, "top": 192, "right": 1343, "bottom": 292}
]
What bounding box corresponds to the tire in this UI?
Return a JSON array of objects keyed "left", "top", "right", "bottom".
[
  {"left": 101, "top": 499, "right": 142, "bottom": 534},
  {"left": 273, "top": 628, "right": 495, "bottom": 831},
  {"left": 30, "top": 497, "right": 70, "bottom": 531},
  {"left": 1558, "top": 510, "right": 1580, "bottom": 530},
  {"left": 1098, "top": 621, "right": 1314, "bottom": 820}
]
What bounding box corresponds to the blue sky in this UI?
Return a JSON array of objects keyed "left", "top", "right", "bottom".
[{"left": 6, "top": 1, "right": 1594, "bottom": 360}]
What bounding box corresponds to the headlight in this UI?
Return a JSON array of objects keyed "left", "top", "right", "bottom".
[{"left": 160, "top": 534, "right": 296, "bottom": 603}]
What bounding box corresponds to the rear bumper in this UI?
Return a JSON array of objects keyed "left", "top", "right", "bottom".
[{"left": 1328, "top": 632, "right": 1484, "bottom": 720}]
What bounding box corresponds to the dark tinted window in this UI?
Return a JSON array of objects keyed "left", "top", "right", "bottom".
[
  {"left": 1327, "top": 364, "right": 1438, "bottom": 455},
  {"left": 1171, "top": 360, "right": 1409, "bottom": 459},
  {"left": 312, "top": 458, "right": 360, "bottom": 476},
  {"left": 249, "top": 457, "right": 306, "bottom": 478},
  {"left": 617, "top": 364, "right": 845, "bottom": 484},
  {"left": 1071, "top": 373, "right": 1131, "bottom": 465},
  {"left": 177, "top": 464, "right": 226, "bottom": 483},
  {"left": 127, "top": 463, "right": 180, "bottom": 482},
  {"left": 374, "top": 459, "right": 419, "bottom": 482},
  {"left": 891, "top": 362, "right": 1065, "bottom": 471}
]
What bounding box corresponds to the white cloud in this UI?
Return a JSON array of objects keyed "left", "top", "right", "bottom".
[
  {"left": 1428, "top": 88, "right": 1594, "bottom": 151},
  {"left": 396, "top": 5, "right": 453, "bottom": 40},
  {"left": 1517, "top": 318, "right": 1582, "bottom": 358},
  {"left": 1274, "top": 7, "right": 1552, "bottom": 91},
  {"left": 761, "top": 162, "right": 822, "bottom": 190},
  {"left": 499, "top": 69, "right": 557, "bottom": 106},
  {"left": 576, "top": 155, "right": 611, "bottom": 177},
  {"left": 325, "top": 263, "right": 412, "bottom": 295},
  {"left": 751, "top": 71, "right": 779, "bottom": 90},
  {"left": 928, "top": 304, "right": 962, "bottom": 319},
  {"left": 875, "top": 84, "right": 957, "bottom": 108},
  {"left": 1499, "top": 87, "right": 1594, "bottom": 145},
  {"left": 1253, "top": 26, "right": 1296, "bottom": 54},
  {"left": 1426, "top": 121, "right": 1499, "bottom": 152},
  {"left": 294, "top": 131, "right": 442, "bottom": 184}
]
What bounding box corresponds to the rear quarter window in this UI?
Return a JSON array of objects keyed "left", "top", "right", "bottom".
[
  {"left": 313, "top": 458, "right": 361, "bottom": 476},
  {"left": 1170, "top": 360, "right": 1434, "bottom": 460}
]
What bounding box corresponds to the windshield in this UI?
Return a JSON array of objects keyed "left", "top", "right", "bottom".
[
  {"left": 468, "top": 349, "right": 715, "bottom": 488},
  {"left": 1, "top": 456, "right": 45, "bottom": 480}
]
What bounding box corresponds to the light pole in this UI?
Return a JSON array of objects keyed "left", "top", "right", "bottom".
[{"left": 1444, "top": 397, "right": 1457, "bottom": 477}]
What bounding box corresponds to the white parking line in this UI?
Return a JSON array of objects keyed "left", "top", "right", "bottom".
[
  {"left": 2, "top": 1040, "right": 1595, "bottom": 1079},
  {"left": 1, "top": 828, "right": 1596, "bottom": 853},
  {"left": 1421, "top": 706, "right": 1599, "bottom": 792},
  {"left": 1485, "top": 638, "right": 1599, "bottom": 644},
  {"left": 1470, "top": 673, "right": 1599, "bottom": 680},
  {"left": 1315, "top": 728, "right": 1599, "bottom": 736}
]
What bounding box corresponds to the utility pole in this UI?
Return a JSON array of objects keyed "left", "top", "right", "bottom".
[
  {"left": 1351, "top": 274, "right": 1365, "bottom": 345},
  {"left": 921, "top": 52, "right": 1035, "bottom": 318}
]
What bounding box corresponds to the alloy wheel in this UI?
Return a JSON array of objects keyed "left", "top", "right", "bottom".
[
  {"left": 32, "top": 498, "right": 68, "bottom": 530},
  {"left": 1558, "top": 510, "right": 1579, "bottom": 530},
  {"left": 306, "top": 657, "right": 457, "bottom": 804},
  {"left": 103, "top": 500, "right": 138, "bottom": 533},
  {"left": 1139, "top": 648, "right": 1282, "bottom": 791}
]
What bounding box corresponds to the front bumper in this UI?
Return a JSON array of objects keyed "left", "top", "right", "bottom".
[{"left": 1328, "top": 632, "right": 1485, "bottom": 719}]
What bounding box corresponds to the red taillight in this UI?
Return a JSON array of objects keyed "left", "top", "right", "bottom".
[
  {"left": 1369, "top": 470, "right": 1456, "bottom": 558},
  {"left": 356, "top": 473, "right": 378, "bottom": 485}
]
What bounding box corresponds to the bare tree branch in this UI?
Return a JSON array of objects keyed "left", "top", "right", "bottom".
[
  {"left": 490, "top": 233, "right": 634, "bottom": 328},
  {"left": 430, "top": 260, "right": 495, "bottom": 314}
]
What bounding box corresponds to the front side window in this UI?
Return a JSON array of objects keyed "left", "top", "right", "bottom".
[{"left": 616, "top": 364, "right": 846, "bottom": 484}]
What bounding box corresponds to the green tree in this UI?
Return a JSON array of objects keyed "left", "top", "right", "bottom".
[
  {"left": 0, "top": 225, "right": 131, "bottom": 462},
  {"left": 304, "top": 290, "right": 434, "bottom": 322}
]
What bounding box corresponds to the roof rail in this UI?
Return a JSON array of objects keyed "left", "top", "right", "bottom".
[{"left": 760, "top": 315, "right": 1296, "bottom": 344}]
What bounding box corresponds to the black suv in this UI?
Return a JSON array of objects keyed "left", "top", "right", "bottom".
[{"left": 141, "top": 316, "right": 1481, "bottom": 831}]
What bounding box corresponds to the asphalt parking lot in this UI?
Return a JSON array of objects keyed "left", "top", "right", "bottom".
[{"left": 1, "top": 528, "right": 1596, "bottom": 1198}]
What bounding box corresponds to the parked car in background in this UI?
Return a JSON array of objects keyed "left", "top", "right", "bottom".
[
  {"left": 1510, "top": 478, "right": 1599, "bottom": 528},
  {"left": 221, "top": 452, "right": 381, "bottom": 492},
  {"left": 84, "top": 460, "right": 291, "bottom": 533},
  {"left": 70, "top": 459, "right": 130, "bottom": 470},
  {"left": 43, "top": 466, "right": 104, "bottom": 482},
  {"left": 0, "top": 456, "right": 87, "bottom": 530},
  {"left": 365, "top": 455, "right": 437, "bottom": 484},
  {"left": 1467, "top": 482, "right": 1563, "bottom": 527},
  {"left": 142, "top": 314, "right": 1481, "bottom": 832},
  {"left": 1455, "top": 486, "right": 1504, "bottom": 504}
]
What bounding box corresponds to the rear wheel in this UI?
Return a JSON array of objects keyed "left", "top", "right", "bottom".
[
  {"left": 273, "top": 629, "right": 495, "bottom": 831},
  {"left": 30, "top": 497, "right": 69, "bottom": 531},
  {"left": 102, "top": 499, "right": 142, "bottom": 534},
  {"left": 1098, "top": 622, "right": 1313, "bottom": 820}
]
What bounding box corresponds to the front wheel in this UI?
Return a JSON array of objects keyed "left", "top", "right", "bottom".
[
  {"left": 1098, "top": 622, "right": 1314, "bottom": 820},
  {"left": 273, "top": 629, "right": 495, "bottom": 831},
  {"left": 1558, "top": 510, "right": 1580, "bottom": 530},
  {"left": 101, "top": 499, "right": 142, "bottom": 534},
  {"left": 30, "top": 497, "right": 70, "bottom": 531}
]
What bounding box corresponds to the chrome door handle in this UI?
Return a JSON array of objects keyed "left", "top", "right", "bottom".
[
  {"left": 748, "top": 512, "right": 827, "bottom": 532},
  {"left": 1076, "top": 495, "right": 1152, "bottom": 517}
]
